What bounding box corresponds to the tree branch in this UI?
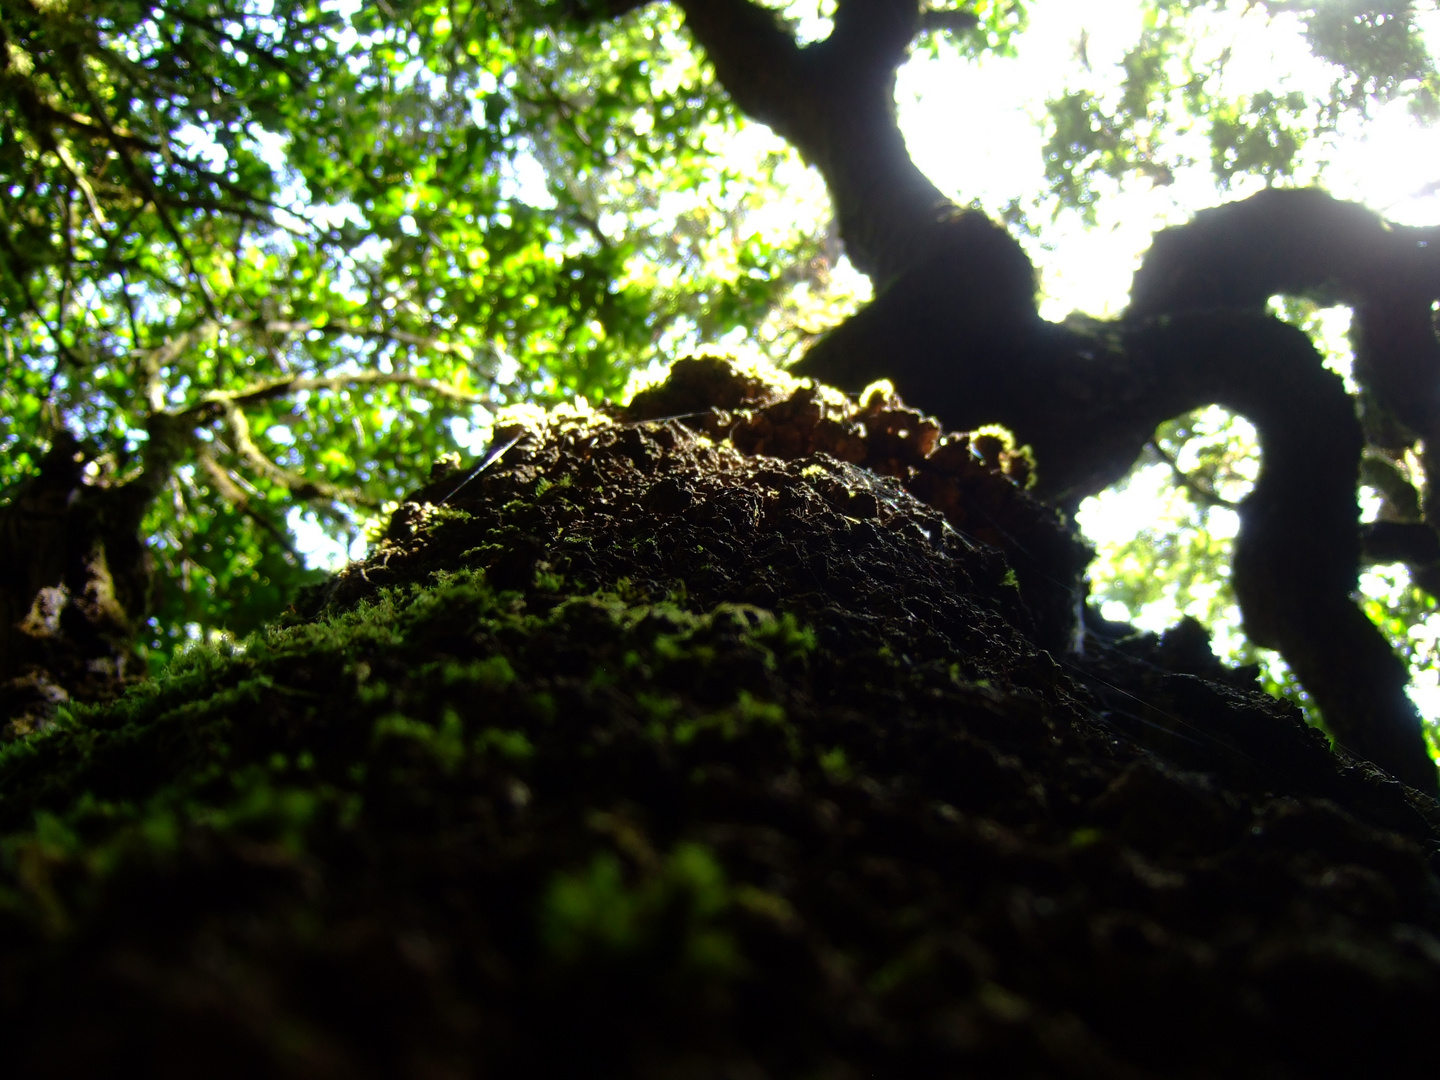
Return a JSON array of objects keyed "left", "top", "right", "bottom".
[
  {"left": 231, "top": 318, "right": 485, "bottom": 363},
  {"left": 1147, "top": 438, "right": 1241, "bottom": 511},
  {"left": 674, "top": 0, "right": 977, "bottom": 286},
  {"left": 558, "top": 0, "right": 654, "bottom": 20},
  {"left": 63, "top": 52, "right": 222, "bottom": 320},
  {"left": 196, "top": 444, "right": 306, "bottom": 562},
  {"left": 1360, "top": 520, "right": 1440, "bottom": 567},
  {"left": 222, "top": 403, "right": 379, "bottom": 508},
  {"left": 174, "top": 368, "right": 482, "bottom": 425},
  {"left": 142, "top": 319, "right": 220, "bottom": 412},
  {"left": 919, "top": 10, "right": 981, "bottom": 35},
  {"left": 0, "top": 201, "right": 87, "bottom": 371},
  {"left": 1129, "top": 187, "right": 1440, "bottom": 521},
  {"left": 5, "top": 87, "right": 160, "bottom": 155},
  {"left": 1128, "top": 188, "right": 1440, "bottom": 316},
  {"left": 1127, "top": 313, "right": 1434, "bottom": 791}
]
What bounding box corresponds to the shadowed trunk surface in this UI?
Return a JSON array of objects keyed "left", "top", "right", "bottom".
[{"left": 1, "top": 356, "right": 1438, "bottom": 1078}]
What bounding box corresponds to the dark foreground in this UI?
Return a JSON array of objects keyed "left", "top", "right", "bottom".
[{"left": 1, "top": 357, "right": 1438, "bottom": 1078}]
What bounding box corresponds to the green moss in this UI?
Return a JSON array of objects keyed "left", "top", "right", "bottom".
[
  {"left": 539, "top": 841, "right": 742, "bottom": 976},
  {"left": 423, "top": 506, "right": 475, "bottom": 533},
  {"left": 818, "top": 745, "right": 852, "bottom": 782},
  {"left": 437, "top": 655, "right": 516, "bottom": 691},
  {"left": 0, "top": 557, "right": 842, "bottom": 889},
  {"left": 0, "top": 390, "right": 1432, "bottom": 1076},
  {"left": 474, "top": 727, "right": 535, "bottom": 761},
  {"left": 534, "top": 569, "right": 566, "bottom": 592},
  {"left": 373, "top": 710, "right": 468, "bottom": 774},
  {"left": 671, "top": 691, "right": 791, "bottom": 749}
]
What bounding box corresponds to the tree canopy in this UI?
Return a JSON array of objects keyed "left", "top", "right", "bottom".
[
  {"left": 0, "top": 0, "right": 829, "bottom": 658},
  {"left": 5, "top": 0, "right": 1440, "bottom": 786}
]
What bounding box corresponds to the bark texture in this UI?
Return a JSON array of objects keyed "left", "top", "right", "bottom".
[
  {"left": 0, "top": 433, "right": 155, "bottom": 734},
  {"left": 794, "top": 186, "right": 1440, "bottom": 791},
  {"left": 4, "top": 1, "right": 1437, "bottom": 824},
  {"left": 2, "top": 357, "right": 1439, "bottom": 1078}
]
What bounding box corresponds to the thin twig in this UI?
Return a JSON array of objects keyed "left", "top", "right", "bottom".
[
  {"left": 65, "top": 53, "right": 222, "bottom": 320},
  {"left": 177, "top": 369, "right": 483, "bottom": 421},
  {"left": 1149, "top": 439, "right": 1241, "bottom": 511}
]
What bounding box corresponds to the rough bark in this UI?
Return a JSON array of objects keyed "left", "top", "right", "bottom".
[
  {"left": 7, "top": 0, "right": 1437, "bottom": 794},
  {"left": 3, "top": 358, "right": 1439, "bottom": 1077},
  {"left": 0, "top": 368, "right": 447, "bottom": 736},
  {"left": 0, "top": 432, "right": 157, "bottom": 734},
  {"left": 794, "top": 186, "right": 1440, "bottom": 791}
]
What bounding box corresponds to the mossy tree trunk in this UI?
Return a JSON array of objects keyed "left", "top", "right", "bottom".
[
  {"left": 9, "top": 0, "right": 1439, "bottom": 789},
  {"left": 0, "top": 357, "right": 1438, "bottom": 1077}
]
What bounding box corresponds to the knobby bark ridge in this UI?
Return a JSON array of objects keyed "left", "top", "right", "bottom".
[{"left": 0, "top": 432, "right": 158, "bottom": 731}]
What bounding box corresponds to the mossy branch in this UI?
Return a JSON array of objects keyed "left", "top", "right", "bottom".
[{"left": 222, "top": 403, "right": 379, "bottom": 509}]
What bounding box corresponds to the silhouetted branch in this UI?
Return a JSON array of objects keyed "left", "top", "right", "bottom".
[
  {"left": 919, "top": 9, "right": 981, "bottom": 35},
  {"left": 1147, "top": 439, "right": 1241, "bottom": 511}
]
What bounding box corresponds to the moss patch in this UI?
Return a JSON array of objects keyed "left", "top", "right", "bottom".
[{"left": 0, "top": 356, "right": 1438, "bottom": 1078}]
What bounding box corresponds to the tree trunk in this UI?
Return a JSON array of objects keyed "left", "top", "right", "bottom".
[
  {"left": 0, "top": 432, "right": 154, "bottom": 737},
  {"left": 1, "top": 356, "right": 1438, "bottom": 1078}
]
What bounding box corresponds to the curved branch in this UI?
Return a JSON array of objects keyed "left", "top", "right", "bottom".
[
  {"left": 1129, "top": 188, "right": 1440, "bottom": 454},
  {"left": 659, "top": 9, "right": 1435, "bottom": 787},
  {"left": 1128, "top": 313, "right": 1433, "bottom": 791},
  {"left": 798, "top": 282, "right": 1437, "bottom": 788},
  {"left": 180, "top": 368, "right": 483, "bottom": 423},
  {"left": 195, "top": 443, "right": 250, "bottom": 507},
  {"left": 222, "top": 404, "right": 379, "bottom": 509},
  {"left": 195, "top": 445, "right": 305, "bottom": 562},
  {"left": 1148, "top": 438, "right": 1241, "bottom": 512},
  {"left": 561, "top": 0, "right": 1013, "bottom": 287},
  {"left": 1129, "top": 189, "right": 1440, "bottom": 316},
  {"left": 674, "top": 0, "right": 1006, "bottom": 287}
]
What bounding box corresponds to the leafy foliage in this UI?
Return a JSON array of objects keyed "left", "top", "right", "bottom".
[
  {"left": 0, "top": 0, "right": 855, "bottom": 660},
  {"left": 1040, "top": 1, "right": 1440, "bottom": 221}
]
